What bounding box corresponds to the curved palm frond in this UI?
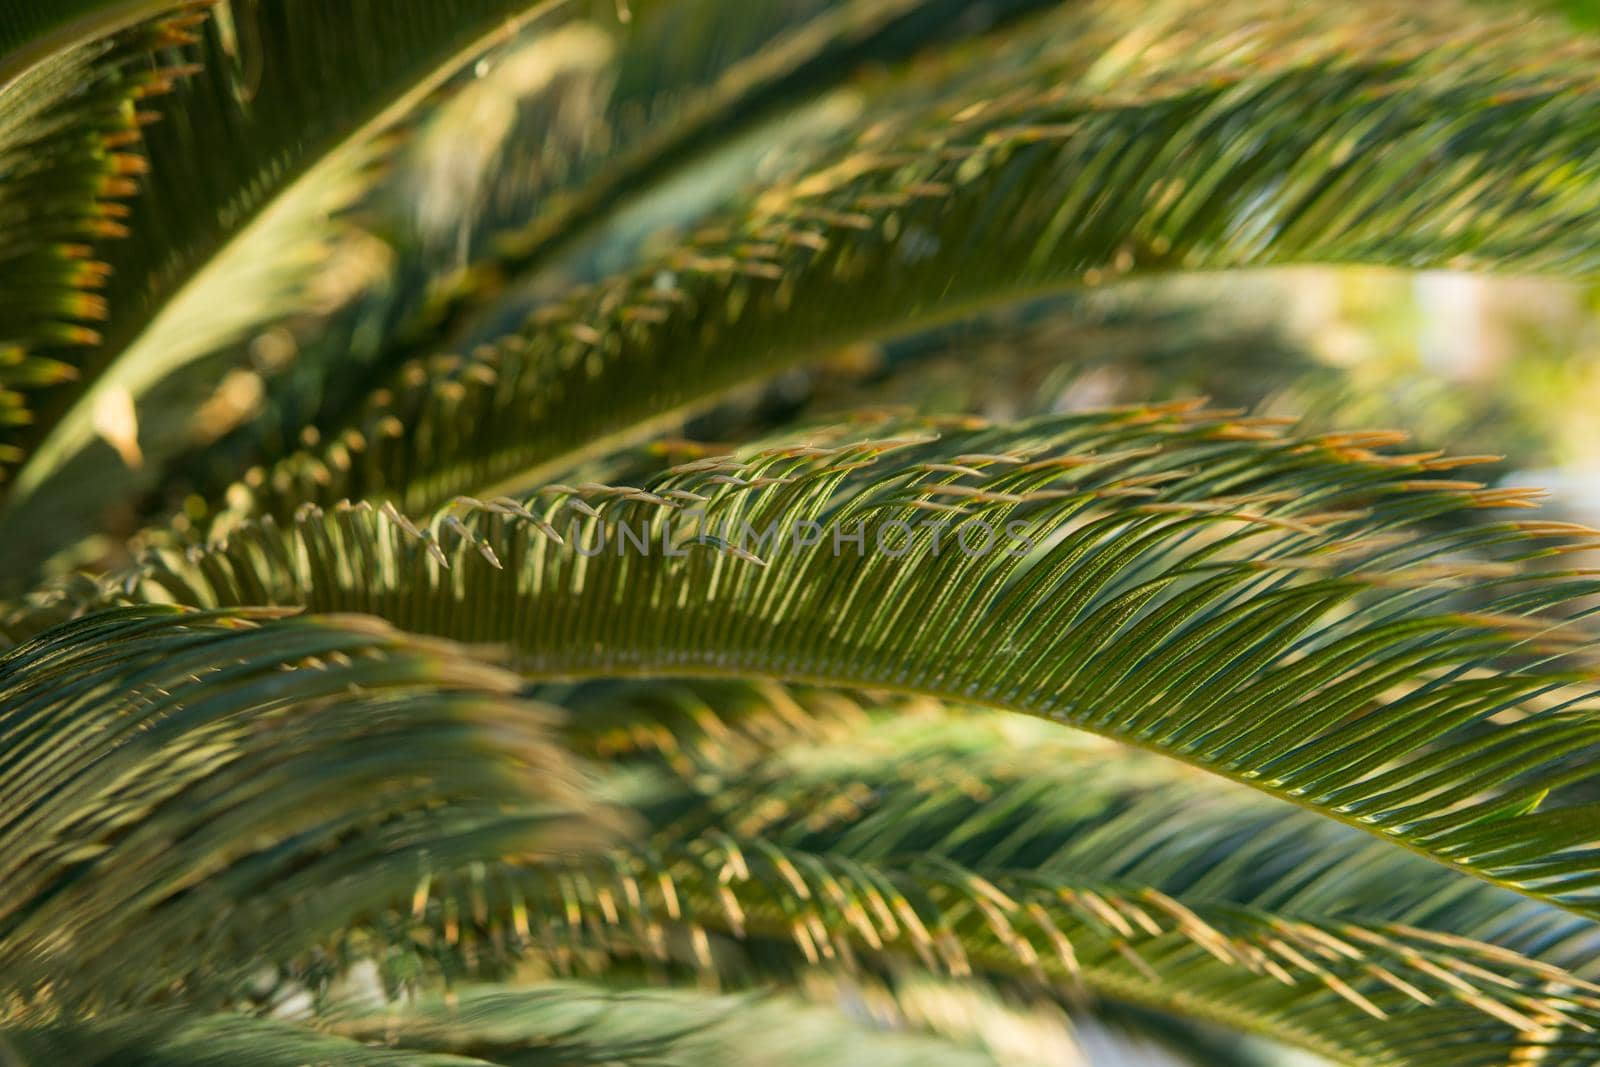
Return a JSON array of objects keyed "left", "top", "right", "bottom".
[
  {"left": 0, "top": 0, "right": 1056, "bottom": 587},
  {"left": 0, "top": 8, "right": 205, "bottom": 463},
  {"left": 0, "top": 0, "right": 594, "bottom": 477},
  {"left": 42, "top": 408, "right": 1600, "bottom": 922},
  {"left": 0, "top": 606, "right": 612, "bottom": 1018},
  {"left": 163, "top": 0, "right": 992, "bottom": 487},
  {"left": 369, "top": 701, "right": 1600, "bottom": 1067},
  {"left": 553, "top": 680, "right": 1600, "bottom": 979},
  {"left": 639, "top": 705, "right": 1600, "bottom": 970},
  {"left": 192, "top": 3, "right": 1600, "bottom": 528},
  {"left": 493, "top": 282, "right": 1334, "bottom": 506}
]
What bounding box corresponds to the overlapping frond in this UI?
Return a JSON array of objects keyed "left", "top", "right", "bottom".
[
  {"left": 397, "top": 0, "right": 1052, "bottom": 292},
  {"left": 550, "top": 683, "right": 1600, "bottom": 977},
  {"left": 205, "top": 1, "right": 1600, "bottom": 525},
  {"left": 0, "top": 0, "right": 602, "bottom": 485},
  {"left": 363, "top": 705, "right": 1600, "bottom": 1066},
  {"left": 6, "top": 2, "right": 1600, "bottom": 1062},
  {"left": 160, "top": 0, "right": 1001, "bottom": 493},
  {"left": 636, "top": 707, "right": 1600, "bottom": 974},
  {"left": 503, "top": 283, "right": 1333, "bottom": 503},
  {"left": 0, "top": 606, "right": 611, "bottom": 1019},
  {"left": 0, "top": 0, "right": 1057, "bottom": 588},
  {"left": 40, "top": 408, "right": 1600, "bottom": 926},
  {"left": 506, "top": 841, "right": 1599, "bottom": 1065}
]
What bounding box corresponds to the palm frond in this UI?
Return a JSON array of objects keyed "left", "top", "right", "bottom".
[
  {"left": 206, "top": 4, "right": 1600, "bottom": 524},
  {"left": 145, "top": 0, "right": 889, "bottom": 496},
  {"left": 0, "top": 606, "right": 611, "bottom": 1018},
  {"left": 492, "top": 282, "right": 1333, "bottom": 503},
  {"left": 2, "top": 0, "right": 604, "bottom": 479},
  {"left": 0, "top": 0, "right": 1060, "bottom": 589},
  {"left": 0, "top": 8, "right": 206, "bottom": 462},
  {"left": 624, "top": 705, "right": 1600, "bottom": 978},
  {"left": 586, "top": 683, "right": 1600, "bottom": 977},
  {"left": 2, "top": 0, "right": 625, "bottom": 585},
  {"left": 381, "top": 715, "right": 1600, "bottom": 1067},
  {"left": 0, "top": 0, "right": 1062, "bottom": 591},
  {"left": 39, "top": 408, "right": 1600, "bottom": 926}
]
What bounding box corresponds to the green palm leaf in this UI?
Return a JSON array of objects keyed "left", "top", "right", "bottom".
[
  {"left": 36, "top": 410, "right": 1600, "bottom": 923},
  {"left": 1, "top": 0, "right": 582, "bottom": 469},
  {"left": 0, "top": 606, "right": 611, "bottom": 1017},
  {"left": 0, "top": 10, "right": 204, "bottom": 456},
  {"left": 196, "top": 6, "right": 1600, "bottom": 529},
  {"left": 0, "top": 0, "right": 1056, "bottom": 585},
  {"left": 555, "top": 682, "right": 1600, "bottom": 979},
  {"left": 379, "top": 704, "right": 1600, "bottom": 1066}
]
